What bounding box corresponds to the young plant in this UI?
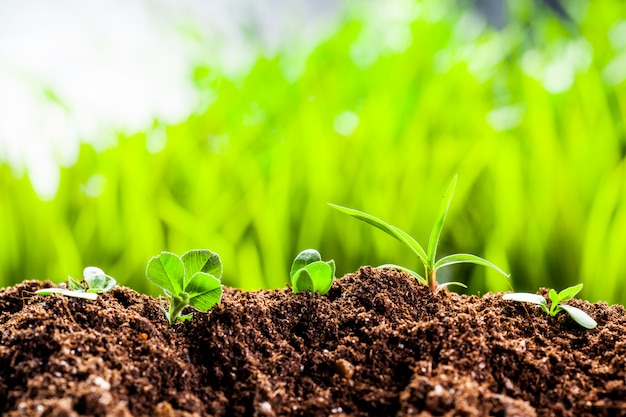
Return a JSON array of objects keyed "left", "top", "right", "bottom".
[
  {"left": 328, "top": 175, "right": 509, "bottom": 292},
  {"left": 146, "top": 249, "right": 223, "bottom": 326},
  {"left": 290, "top": 249, "right": 336, "bottom": 295},
  {"left": 502, "top": 283, "right": 597, "bottom": 329},
  {"left": 35, "top": 266, "right": 117, "bottom": 300}
]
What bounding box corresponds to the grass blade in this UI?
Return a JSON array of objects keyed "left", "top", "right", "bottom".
[
  {"left": 377, "top": 263, "right": 427, "bottom": 285},
  {"left": 433, "top": 253, "right": 510, "bottom": 277},
  {"left": 328, "top": 203, "right": 428, "bottom": 262},
  {"left": 435, "top": 281, "right": 467, "bottom": 293},
  {"left": 427, "top": 175, "right": 457, "bottom": 268}
]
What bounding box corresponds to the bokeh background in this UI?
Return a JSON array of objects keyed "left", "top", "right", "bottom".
[{"left": 1, "top": 0, "right": 626, "bottom": 303}]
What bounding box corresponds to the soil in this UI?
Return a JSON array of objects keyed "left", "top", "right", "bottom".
[{"left": 1, "top": 267, "right": 625, "bottom": 417}]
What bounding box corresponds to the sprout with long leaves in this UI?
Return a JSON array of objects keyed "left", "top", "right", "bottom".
[
  {"left": 329, "top": 175, "right": 509, "bottom": 292},
  {"left": 503, "top": 283, "right": 597, "bottom": 329}
]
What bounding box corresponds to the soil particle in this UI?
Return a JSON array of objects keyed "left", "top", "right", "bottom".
[{"left": 1, "top": 268, "right": 625, "bottom": 416}]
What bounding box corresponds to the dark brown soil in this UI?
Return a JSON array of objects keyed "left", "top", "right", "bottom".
[{"left": 1, "top": 267, "right": 625, "bottom": 416}]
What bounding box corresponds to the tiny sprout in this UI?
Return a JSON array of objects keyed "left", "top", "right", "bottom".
[
  {"left": 146, "top": 249, "right": 223, "bottom": 326},
  {"left": 290, "top": 249, "right": 335, "bottom": 295},
  {"left": 503, "top": 283, "right": 597, "bottom": 329},
  {"left": 329, "top": 175, "right": 509, "bottom": 292},
  {"left": 35, "top": 267, "right": 117, "bottom": 300}
]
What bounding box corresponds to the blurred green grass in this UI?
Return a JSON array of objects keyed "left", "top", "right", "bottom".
[{"left": 2, "top": 1, "right": 626, "bottom": 303}]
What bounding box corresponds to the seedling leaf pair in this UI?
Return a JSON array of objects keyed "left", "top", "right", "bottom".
[
  {"left": 290, "top": 249, "right": 335, "bottom": 295},
  {"left": 35, "top": 267, "right": 117, "bottom": 300},
  {"left": 146, "top": 249, "right": 223, "bottom": 325},
  {"left": 82, "top": 267, "right": 117, "bottom": 293},
  {"left": 329, "top": 175, "right": 509, "bottom": 292},
  {"left": 503, "top": 283, "right": 597, "bottom": 329}
]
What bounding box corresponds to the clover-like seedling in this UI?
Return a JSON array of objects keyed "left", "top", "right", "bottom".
[
  {"left": 290, "top": 249, "right": 335, "bottom": 295},
  {"left": 146, "top": 249, "right": 223, "bottom": 326},
  {"left": 329, "top": 175, "right": 509, "bottom": 293},
  {"left": 35, "top": 266, "right": 117, "bottom": 300},
  {"left": 502, "top": 283, "right": 597, "bottom": 329}
]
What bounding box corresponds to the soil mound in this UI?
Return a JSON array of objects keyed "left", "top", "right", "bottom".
[{"left": 0, "top": 267, "right": 624, "bottom": 416}]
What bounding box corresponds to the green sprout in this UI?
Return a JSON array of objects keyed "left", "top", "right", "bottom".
[
  {"left": 329, "top": 175, "right": 509, "bottom": 293},
  {"left": 290, "top": 249, "right": 336, "bottom": 295},
  {"left": 503, "top": 283, "right": 597, "bottom": 329},
  {"left": 35, "top": 266, "right": 117, "bottom": 300},
  {"left": 146, "top": 249, "right": 223, "bottom": 326}
]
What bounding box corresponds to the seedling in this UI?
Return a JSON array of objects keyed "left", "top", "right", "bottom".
[
  {"left": 290, "top": 249, "right": 335, "bottom": 295},
  {"left": 503, "top": 283, "right": 597, "bottom": 329},
  {"left": 35, "top": 266, "right": 117, "bottom": 300},
  {"left": 146, "top": 249, "right": 223, "bottom": 326},
  {"left": 329, "top": 175, "right": 509, "bottom": 292}
]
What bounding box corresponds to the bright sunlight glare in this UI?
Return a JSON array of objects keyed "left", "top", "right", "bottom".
[{"left": 0, "top": 0, "right": 343, "bottom": 199}]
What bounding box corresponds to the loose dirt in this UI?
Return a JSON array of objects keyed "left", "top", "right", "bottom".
[{"left": 1, "top": 267, "right": 624, "bottom": 416}]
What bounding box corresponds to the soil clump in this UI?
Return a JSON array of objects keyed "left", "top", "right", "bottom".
[{"left": 0, "top": 267, "right": 625, "bottom": 416}]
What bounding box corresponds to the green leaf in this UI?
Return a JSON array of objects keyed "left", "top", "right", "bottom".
[
  {"left": 83, "top": 266, "right": 107, "bottom": 290},
  {"left": 290, "top": 250, "right": 335, "bottom": 295},
  {"left": 68, "top": 276, "right": 84, "bottom": 291},
  {"left": 101, "top": 275, "right": 117, "bottom": 292},
  {"left": 181, "top": 249, "right": 222, "bottom": 288},
  {"left": 556, "top": 284, "right": 583, "bottom": 303},
  {"left": 87, "top": 275, "right": 117, "bottom": 293},
  {"left": 305, "top": 261, "right": 334, "bottom": 295},
  {"left": 177, "top": 313, "right": 193, "bottom": 322},
  {"left": 317, "top": 260, "right": 335, "bottom": 295},
  {"left": 328, "top": 259, "right": 336, "bottom": 277},
  {"left": 427, "top": 175, "right": 457, "bottom": 267},
  {"left": 290, "top": 249, "right": 322, "bottom": 279},
  {"left": 328, "top": 203, "right": 428, "bottom": 262},
  {"left": 502, "top": 292, "right": 547, "bottom": 306},
  {"left": 185, "top": 272, "right": 223, "bottom": 312},
  {"left": 146, "top": 252, "right": 185, "bottom": 295},
  {"left": 548, "top": 288, "right": 559, "bottom": 302},
  {"left": 435, "top": 281, "right": 467, "bottom": 293},
  {"left": 82, "top": 266, "right": 117, "bottom": 293},
  {"left": 292, "top": 268, "right": 315, "bottom": 293},
  {"left": 327, "top": 259, "right": 336, "bottom": 280},
  {"left": 35, "top": 288, "right": 98, "bottom": 300},
  {"left": 377, "top": 264, "right": 427, "bottom": 285},
  {"left": 433, "top": 253, "right": 510, "bottom": 277},
  {"left": 559, "top": 304, "right": 597, "bottom": 329}
]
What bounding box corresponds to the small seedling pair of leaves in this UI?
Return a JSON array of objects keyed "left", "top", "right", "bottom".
[
  {"left": 35, "top": 267, "right": 117, "bottom": 300},
  {"left": 290, "top": 249, "right": 335, "bottom": 295},
  {"left": 502, "top": 283, "right": 597, "bottom": 329},
  {"left": 329, "top": 175, "right": 510, "bottom": 292},
  {"left": 146, "top": 249, "right": 223, "bottom": 325}
]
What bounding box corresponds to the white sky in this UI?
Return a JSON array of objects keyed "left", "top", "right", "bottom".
[{"left": 0, "top": 0, "right": 341, "bottom": 198}]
